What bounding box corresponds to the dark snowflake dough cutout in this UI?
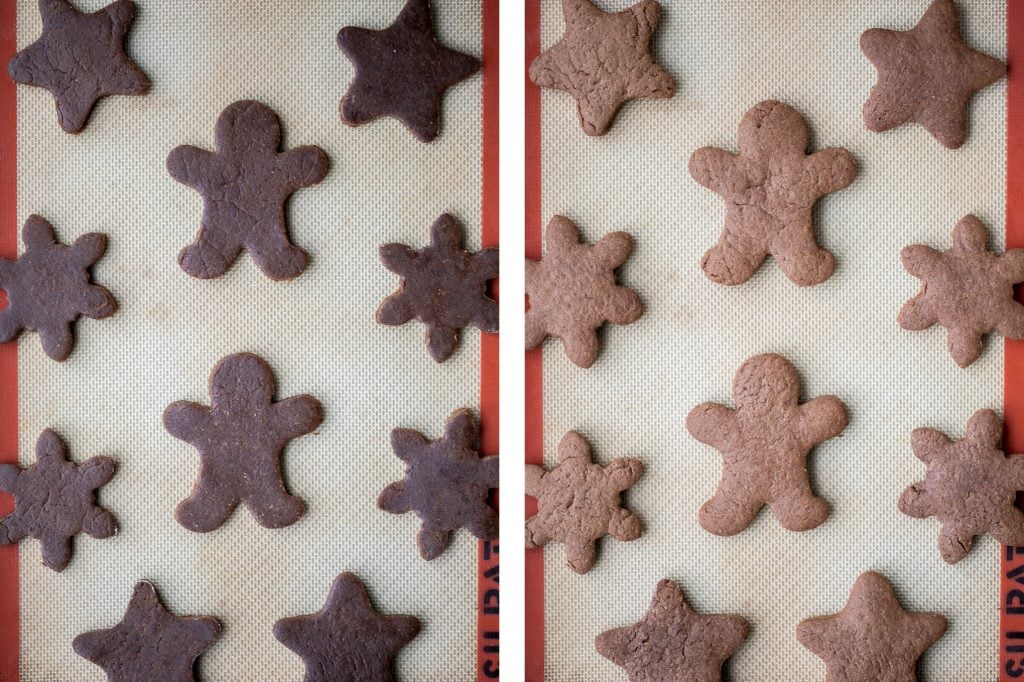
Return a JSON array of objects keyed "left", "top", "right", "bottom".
[
  {"left": 337, "top": 0, "right": 481, "bottom": 143},
  {"left": 167, "top": 100, "right": 329, "bottom": 281},
  {"left": 529, "top": 0, "right": 675, "bottom": 136},
  {"left": 0, "top": 429, "right": 115, "bottom": 572},
  {"left": 899, "top": 215, "right": 1024, "bottom": 368},
  {"left": 596, "top": 579, "right": 749, "bottom": 682},
  {"left": 861, "top": 0, "right": 1005, "bottom": 149},
  {"left": 377, "top": 214, "right": 498, "bottom": 363},
  {"left": 73, "top": 580, "right": 221, "bottom": 682},
  {"left": 8, "top": 0, "right": 149, "bottom": 134},
  {"left": 898, "top": 409, "right": 1024, "bottom": 564},
  {"left": 797, "top": 571, "right": 947, "bottom": 682},
  {"left": 686, "top": 354, "right": 848, "bottom": 536},
  {"left": 0, "top": 215, "right": 116, "bottom": 361},
  {"left": 525, "top": 215, "right": 643, "bottom": 368},
  {"left": 525, "top": 430, "right": 644, "bottom": 574},
  {"left": 163, "top": 352, "right": 323, "bottom": 533},
  {"left": 689, "top": 100, "right": 857, "bottom": 286},
  {"left": 378, "top": 408, "right": 498, "bottom": 560}
]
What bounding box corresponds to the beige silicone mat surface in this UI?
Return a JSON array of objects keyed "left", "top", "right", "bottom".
[
  {"left": 537, "top": 0, "right": 1004, "bottom": 680},
  {"left": 14, "top": 1, "right": 485, "bottom": 680}
]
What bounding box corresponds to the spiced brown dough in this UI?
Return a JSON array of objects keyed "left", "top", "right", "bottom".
[
  {"left": 274, "top": 573, "right": 421, "bottom": 682},
  {"left": 530, "top": 0, "right": 674, "bottom": 136},
  {"left": 0, "top": 429, "right": 115, "bottom": 572},
  {"left": 73, "top": 581, "right": 221, "bottom": 682},
  {"left": 337, "top": 0, "right": 480, "bottom": 143},
  {"left": 596, "top": 579, "right": 749, "bottom": 682},
  {"left": 163, "top": 353, "right": 323, "bottom": 533},
  {"left": 689, "top": 100, "right": 857, "bottom": 286},
  {"left": 686, "top": 354, "right": 848, "bottom": 535},
  {"left": 797, "top": 571, "right": 947, "bottom": 682},
  {"left": 8, "top": 0, "right": 150, "bottom": 133},
  {"left": 861, "top": 0, "right": 1005, "bottom": 149},
  {"left": 167, "top": 100, "right": 328, "bottom": 280}
]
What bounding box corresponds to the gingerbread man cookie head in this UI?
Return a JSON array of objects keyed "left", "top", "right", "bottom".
[
  {"left": 215, "top": 98, "right": 281, "bottom": 155},
  {"left": 737, "top": 99, "right": 809, "bottom": 160},
  {"left": 732, "top": 352, "right": 800, "bottom": 415}
]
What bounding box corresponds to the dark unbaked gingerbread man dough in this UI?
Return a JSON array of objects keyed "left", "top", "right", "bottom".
[
  {"left": 164, "top": 352, "right": 323, "bottom": 533},
  {"left": 167, "top": 100, "right": 328, "bottom": 280}
]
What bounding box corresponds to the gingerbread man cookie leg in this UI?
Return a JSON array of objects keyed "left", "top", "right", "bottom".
[
  {"left": 769, "top": 481, "right": 830, "bottom": 533},
  {"left": 699, "top": 475, "right": 765, "bottom": 536}
]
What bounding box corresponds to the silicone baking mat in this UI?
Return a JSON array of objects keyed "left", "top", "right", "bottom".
[
  {"left": 526, "top": 0, "right": 1010, "bottom": 680},
  {"left": 0, "top": 1, "right": 499, "bottom": 680}
]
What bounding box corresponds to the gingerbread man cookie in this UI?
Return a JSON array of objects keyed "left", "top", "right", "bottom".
[
  {"left": 689, "top": 100, "right": 857, "bottom": 286},
  {"left": 686, "top": 354, "right": 847, "bottom": 535}
]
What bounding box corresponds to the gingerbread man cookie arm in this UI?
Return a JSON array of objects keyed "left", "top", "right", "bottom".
[
  {"left": 561, "top": 330, "right": 601, "bottom": 369},
  {"left": 947, "top": 327, "right": 985, "bottom": 368},
  {"left": 686, "top": 402, "right": 738, "bottom": 451},
  {"left": 996, "top": 249, "right": 1024, "bottom": 286},
  {"left": 900, "top": 244, "right": 943, "bottom": 279},
  {"left": 279, "top": 146, "right": 329, "bottom": 188},
  {"left": 377, "top": 481, "right": 410, "bottom": 514},
  {"left": 593, "top": 625, "right": 634, "bottom": 667},
  {"left": 952, "top": 214, "right": 989, "bottom": 252},
  {"left": 69, "top": 233, "right": 108, "bottom": 267},
  {"left": 390, "top": 428, "right": 429, "bottom": 463},
  {"left": 898, "top": 293, "right": 937, "bottom": 331},
  {"left": 688, "top": 147, "right": 740, "bottom": 196},
  {"left": 804, "top": 147, "right": 858, "bottom": 196},
  {"left": 898, "top": 481, "right": 937, "bottom": 519},
  {"left": 938, "top": 521, "right": 975, "bottom": 563},
  {"left": 0, "top": 463, "right": 17, "bottom": 492},
  {"left": 78, "top": 455, "right": 116, "bottom": 490},
  {"left": 966, "top": 408, "right": 1002, "bottom": 445},
  {"left": 269, "top": 396, "right": 323, "bottom": 441},
  {"left": 163, "top": 402, "right": 213, "bottom": 444},
  {"left": 797, "top": 396, "right": 848, "bottom": 447},
  {"left": 605, "top": 457, "right": 644, "bottom": 492},
  {"left": 166, "top": 145, "right": 215, "bottom": 192},
  {"left": 909, "top": 427, "right": 951, "bottom": 464},
  {"left": 38, "top": 323, "right": 73, "bottom": 361},
  {"left": 524, "top": 464, "right": 547, "bottom": 498}
]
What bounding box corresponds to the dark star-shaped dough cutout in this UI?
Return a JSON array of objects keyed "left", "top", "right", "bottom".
[
  {"left": 377, "top": 214, "right": 498, "bottom": 363},
  {"left": 861, "top": 0, "right": 1005, "bottom": 149},
  {"left": 378, "top": 408, "right": 498, "bottom": 560},
  {"left": 797, "top": 571, "right": 947, "bottom": 682},
  {"left": 525, "top": 430, "right": 644, "bottom": 574},
  {"left": 0, "top": 215, "right": 117, "bottom": 361},
  {"left": 0, "top": 429, "right": 115, "bottom": 572},
  {"left": 273, "top": 572, "right": 421, "bottom": 682},
  {"left": 8, "top": 0, "right": 149, "bottom": 133},
  {"left": 163, "top": 352, "right": 323, "bottom": 533},
  {"left": 596, "top": 579, "right": 749, "bottom": 682},
  {"left": 337, "top": 0, "right": 481, "bottom": 143},
  {"left": 899, "top": 409, "right": 1024, "bottom": 564},
  {"left": 689, "top": 100, "right": 857, "bottom": 286},
  {"left": 167, "top": 100, "right": 329, "bottom": 280},
  {"left": 73, "top": 580, "right": 221, "bottom": 682},
  {"left": 899, "top": 215, "right": 1024, "bottom": 368},
  {"left": 686, "top": 353, "right": 848, "bottom": 535},
  {"left": 525, "top": 215, "right": 643, "bottom": 368},
  {"left": 530, "top": 0, "right": 675, "bottom": 136}
]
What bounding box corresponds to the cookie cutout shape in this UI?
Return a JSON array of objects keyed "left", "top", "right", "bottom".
[
  {"left": 337, "top": 0, "right": 480, "bottom": 143},
  {"left": 525, "top": 430, "right": 643, "bottom": 574},
  {"left": 167, "top": 100, "right": 328, "bottom": 280},
  {"left": 686, "top": 353, "right": 847, "bottom": 535},
  {"left": 163, "top": 352, "right": 323, "bottom": 533},
  {"left": 797, "top": 571, "right": 947, "bottom": 682},
  {"left": 530, "top": 0, "right": 674, "bottom": 136},
  {"left": 689, "top": 100, "right": 857, "bottom": 286},
  {"left": 74, "top": 581, "right": 221, "bottom": 682},
  {"left": 377, "top": 214, "right": 498, "bottom": 363},
  {"left": 274, "top": 573, "right": 420, "bottom": 682},
  {"left": 0, "top": 215, "right": 116, "bottom": 361},
  {"left": 525, "top": 215, "right": 643, "bottom": 368},
  {"left": 378, "top": 408, "right": 498, "bottom": 560},
  {"left": 899, "top": 215, "right": 1024, "bottom": 368},
  {"left": 0, "top": 429, "right": 115, "bottom": 572},
  {"left": 8, "top": 0, "right": 149, "bottom": 134},
  {"left": 861, "top": 0, "right": 1005, "bottom": 149},
  {"left": 899, "top": 409, "right": 1024, "bottom": 563},
  {"left": 596, "top": 579, "right": 748, "bottom": 682}
]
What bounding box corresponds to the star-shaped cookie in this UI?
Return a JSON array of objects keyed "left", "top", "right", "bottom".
[
  {"left": 0, "top": 429, "right": 115, "bottom": 572},
  {"left": 377, "top": 214, "right": 498, "bottom": 363},
  {"left": 8, "top": 0, "right": 149, "bottom": 133},
  {"left": 525, "top": 215, "right": 643, "bottom": 368},
  {"left": 525, "top": 430, "right": 644, "bottom": 574},
  {"left": 530, "top": 0, "right": 675, "bottom": 136},
  {"left": 167, "top": 100, "right": 329, "bottom": 280},
  {"left": 797, "top": 571, "right": 947, "bottom": 682},
  {"left": 163, "top": 353, "right": 323, "bottom": 533},
  {"left": 689, "top": 100, "right": 857, "bottom": 286},
  {"left": 0, "top": 215, "right": 117, "bottom": 361},
  {"left": 596, "top": 579, "right": 748, "bottom": 682},
  {"left": 73, "top": 581, "right": 221, "bottom": 682},
  {"left": 378, "top": 408, "right": 499, "bottom": 560},
  {"left": 686, "top": 353, "right": 848, "bottom": 535},
  {"left": 274, "top": 573, "right": 421, "bottom": 682},
  {"left": 899, "top": 409, "right": 1024, "bottom": 564},
  {"left": 337, "top": 0, "right": 481, "bottom": 142},
  {"left": 861, "top": 0, "right": 1005, "bottom": 149},
  {"left": 899, "top": 215, "right": 1024, "bottom": 368}
]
